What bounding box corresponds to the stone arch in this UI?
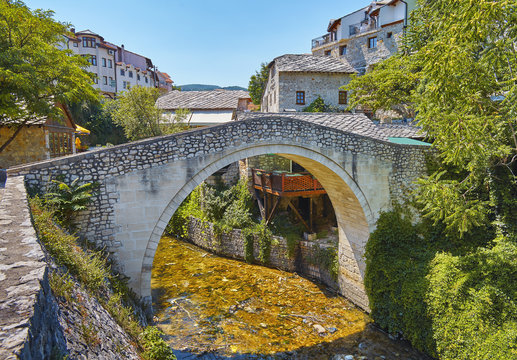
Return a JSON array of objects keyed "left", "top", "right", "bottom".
[{"left": 140, "top": 143, "right": 374, "bottom": 309}]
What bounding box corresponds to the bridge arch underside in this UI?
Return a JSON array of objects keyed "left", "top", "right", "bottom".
[{"left": 114, "top": 144, "right": 377, "bottom": 311}]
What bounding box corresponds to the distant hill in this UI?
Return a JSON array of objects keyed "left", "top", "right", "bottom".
[{"left": 179, "top": 84, "right": 247, "bottom": 92}]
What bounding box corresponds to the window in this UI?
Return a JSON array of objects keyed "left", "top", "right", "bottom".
[
  {"left": 103, "top": 76, "right": 107, "bottom": 85},
  {"left": 339, "top": 45, "right": 347, "bottom": 55},
  {"left": 339, "top": 91, "right": 348, "bottom": 105},
  {"left": 129, "top": 71, "right": 133, "bottom": 78},
  {"left": 123, "top": 81, "right": 130, "bottom": 89},
  {"left": 296, "top": 91, "right": 305, "bottom": 105},
  {"left": 368, "top": 36, "right": 377, "bottom": 49},
  {"left": 73, "top": 42, "right": 78, "bottom": 47},
  {"left": 145, "top": 77, "right": 148, "bottom": 83},
  {"left": 120, "top": 69, "right": 125, "bottom": 76},
  {"left": 108, "top": 50, "right": 114, "bottom": 55},
  {"left": 93, "top": 77, "right": 98, "bottom": 84},
  {"left": 82, "top": 37, "right": 96, "bottom": 48},
  {"left": 137, "top": 74, "right": 141, "bottom": 81},
  {"left": 90, "top": 55, "right": 97, "bottom": 66},
  {"left": 108, "top": 59, "right": 112, "bottom": 68},
  {"left": 109, "top": 77, "right": 114, "bottom": 87},
  {"left": 102, "top": 58, "right": 106, "bottom": 67},
  {"left": 324, "top": 50, "right": 331, "bottom": 56},
  {"left": 387, "top": 32, "right": 393, "bottom": 39}
]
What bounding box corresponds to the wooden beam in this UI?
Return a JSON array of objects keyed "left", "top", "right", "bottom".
[
  {"left": 254, "top": 188, "right": 266, "bottom": 220},
  {"left": 287, "top": 200, "right": 310, "bottom": 232},
  {"left": 309, "top": 197, "right": 313, "bottom": 233},
  {"left": 266, "top": 195, "right": 280, "bottom": 225}
]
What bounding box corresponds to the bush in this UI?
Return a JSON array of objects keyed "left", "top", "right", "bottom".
[
  {"left": 140, "top": 327, "right": 176, "bottom": 360},
  {"left": 365, "top": 206, "right": 517, "bottom": 359},
  {"left": 364, "top": 209, "right": 437, "bottom": 356},
  {"left": 426, "top": 237, "right": 517, "bottom": 360}
]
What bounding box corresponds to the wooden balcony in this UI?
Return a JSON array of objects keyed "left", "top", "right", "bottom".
[{"left": 251, "top": 169, "right": 326, "bottom": 197}]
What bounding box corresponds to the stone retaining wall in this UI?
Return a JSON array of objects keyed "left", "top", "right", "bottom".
[
  {"left": 0, "top": 176, "right": 63, "bottom": 359},
  {"left": 185, "top": 217, "right": 337, "bottom": 289},
  {"left": 0, "top": 177, "right": 140, "bottom": 359}
]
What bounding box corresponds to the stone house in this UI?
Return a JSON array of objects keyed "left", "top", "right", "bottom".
[
  {"left": 0, "top": 104, "right": 77, "bottom": 169},
  {"left": 311, "top": 0, "right": 416, "bottom": 73},
  {"left": 156, "top": 89, "right": 252, "bottom": 127},
  {"left": 261, "top": 54, "right": 356, "bottom": 112}
]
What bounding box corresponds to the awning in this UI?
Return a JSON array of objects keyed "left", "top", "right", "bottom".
[{"left": 75, "top": 125, "right": 90, "bottom": 135}]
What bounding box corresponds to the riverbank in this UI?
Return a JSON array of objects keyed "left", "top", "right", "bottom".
[{"left": 152, "top": 236, "right": 431, "bottom": 359}]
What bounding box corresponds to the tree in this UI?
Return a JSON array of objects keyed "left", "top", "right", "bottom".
[
  {"left": 248, "top": 62, "right": 269, "bottom": 106},
  {"left": 109, "top": 86, "right": 188, "bottom": 141},
  {"left": 343, "top": 55, "right": 419, "bottom": 120},
  {"left": 68, "top": 100, "right": 127, "bottom": 146},
  {"left": 347, "top": 0, "right": 517, "bottom": 236},
  {"left": 302, "top": 96, "right": 339, "bottom": 113},
  {"left": 0, "top": 0, "right": 99, "bottom": 153}
]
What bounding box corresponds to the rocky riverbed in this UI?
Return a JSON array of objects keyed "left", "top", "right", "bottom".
[{"left": 152, "top": 237, "right": 431, "bottom": 360}]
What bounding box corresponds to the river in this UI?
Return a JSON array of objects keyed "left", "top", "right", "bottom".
[{"left": 151, "top": 236, "right": 430, "bottom": 360}]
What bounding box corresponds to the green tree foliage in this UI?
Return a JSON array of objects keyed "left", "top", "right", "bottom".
[
  {"left": 343, "top": 56, "right": 419, "bottom": 119},
  {"left": 248, "top": 62, "right": 269, "bottom": 106},
  {"left": 68, "top": 100, "right": 127, "bottom": 146},
  {"left": 359, "top": 2, "right": 517, "bottom": 358},
  {"left": 109, "top": 86, "right": 189, "bottom": 141},
  {"left": 0, "top": 0, "right": 99, "bottom": 152},
  {"left": 302, "top": 95, "right": 339, "bottom": 113}
]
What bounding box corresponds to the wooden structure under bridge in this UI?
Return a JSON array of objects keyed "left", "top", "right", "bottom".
[{"left": 251, "top": 168, "right": 326, "bottom": 233}]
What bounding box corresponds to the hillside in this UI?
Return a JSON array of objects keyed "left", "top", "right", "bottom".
[{"left": 179, "top": 84, "right": 247, "bottom": 91}]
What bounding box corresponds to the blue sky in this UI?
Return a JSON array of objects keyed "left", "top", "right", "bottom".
[{"left": 24, "top": 0, "right": 372, "bottom": 88}]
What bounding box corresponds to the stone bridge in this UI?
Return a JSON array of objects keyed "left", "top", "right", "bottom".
[{"left": 8, "top": 114, "right": 429, "bottom": 310}]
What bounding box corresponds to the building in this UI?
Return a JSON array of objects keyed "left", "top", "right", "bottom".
[
  {"left": 261, "top": 54, "right": 356, "bottom": 112},
  {"left": 60, "top": 29, "right": 173, "bottom": 97},
  {"left": 0, "top": 104, "right": 78, "bottom": 169},
  {"left": 60, "top": 30, "right": 118, "bottom": 98},
  {"left": 156, "top": 89, "right": 252, "bottom": 127},
  {"left": 311, "top": 0, "right": 416, "bottom": 73},
  {"left": 155, "top": 71, "right": 174, "bottom": 93}
]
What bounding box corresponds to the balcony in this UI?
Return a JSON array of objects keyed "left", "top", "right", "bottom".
[
  {"left": 311, "top": 31, "right": 337, "bottom": 49},
  {"left": 251, "top": 169, "right": 325, "bottom": 197},
  {"left": 349, "top": 18, "right": 378, "bottom": 37}
]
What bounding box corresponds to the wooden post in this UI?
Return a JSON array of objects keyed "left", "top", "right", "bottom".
[
  {"left": 266, "top": 195, "right": 280, "bottom": 225},
  {"left": 309, "top": 197, "right": 313, "bottom": 233}
]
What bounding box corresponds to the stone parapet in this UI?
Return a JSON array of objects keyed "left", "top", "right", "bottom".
[{"left": 0, "top": 176, "right": 62, "bottom": 359}]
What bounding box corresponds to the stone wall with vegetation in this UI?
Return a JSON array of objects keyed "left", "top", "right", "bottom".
[
  {"left": 0, "top": 176, "right": 174, "bottom": 359},
  {"left": 186, "top": 217, "right": 338, "bottom": 290}
]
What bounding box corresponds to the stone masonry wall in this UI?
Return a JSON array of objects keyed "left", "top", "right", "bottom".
[
  {"left": 313, "top": 22, "right": 404, "bottom": 73},
  {"left": 0, "top": 126, "right": 48, "bottom": 169},
  {"left": 0, "top": 177, "right": 141, "bottom": 359},
  {"left": 186, "top": 217, "right": 296, "bottom": 272},
  {"left": 0, "top": 176, "right": 63, "bottom": 360},
  {"left": 277, "top": 72, "right": 352, "bottom": 112}
]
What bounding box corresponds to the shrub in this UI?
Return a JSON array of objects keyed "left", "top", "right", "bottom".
[
  {"left": 426, "top": 237, "right": 517, "bottom": 360},
  {"left": 44, "top": 178, "right": 95, "bottom": 230},
  {"left": 140, "top": 327, "right": 176, "bottom": 360}
]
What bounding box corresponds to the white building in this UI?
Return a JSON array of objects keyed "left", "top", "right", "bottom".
[{"left": 60, "top": 29, "right": 173, "bottom": 97}]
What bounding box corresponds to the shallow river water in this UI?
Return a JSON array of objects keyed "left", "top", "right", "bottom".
[{"left": 151, "top": 236, "right": 430, "bottom": 360}]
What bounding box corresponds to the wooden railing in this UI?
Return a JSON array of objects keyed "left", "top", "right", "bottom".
[{"left": 251, "top": 169, "right": 324, "bottom": 195}]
